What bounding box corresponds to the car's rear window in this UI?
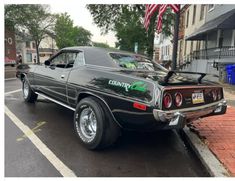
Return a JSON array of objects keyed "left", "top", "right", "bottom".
[{"left": 109, "top": 53, "right": 167, "bottom": 72}]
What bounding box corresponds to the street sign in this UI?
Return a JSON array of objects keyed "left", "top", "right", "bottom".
[{"left": 134, "top": 42, "right": 138, "bottom": 53}]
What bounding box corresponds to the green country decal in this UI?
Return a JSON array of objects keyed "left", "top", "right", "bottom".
[
  {"left": 108, "top": 80, "right": 147, "bottom": 92},
  {"left": 130, "top": 81, "right": 147, "bottom": 92}
]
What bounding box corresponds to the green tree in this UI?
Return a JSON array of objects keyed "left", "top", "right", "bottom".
[
  {"left": 54, "top": 13, "right": 92, "bottom": 48},
  {"left": 87, "top": 4, "right": 174, "bottom": 58},
  {"left": 74, "top": 26, "right": 92, "bottom": 46},
  {"left": 114, "top": 6, "right": 147, "bottom": 54},
  {"left": 54, "top": 13, "right": 76, "bottom": 48},
  {"left": 5, "top": 4, "right": 55, "bottom": 64}
]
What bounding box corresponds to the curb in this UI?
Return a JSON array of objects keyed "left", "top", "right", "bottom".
[{"left": 181, "top": 127, "right": 229, "bottom": 177}]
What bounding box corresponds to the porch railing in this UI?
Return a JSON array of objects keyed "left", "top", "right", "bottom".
[{"left": 192, "top": 46, "right": 235, "bottom": 60}]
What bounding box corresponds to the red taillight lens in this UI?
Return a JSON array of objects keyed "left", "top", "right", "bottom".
[
  {"left": 212, "top": 90, "right": 217, "bottom": 101},
  {"left": 163, "top": 93, "right": 172, "bottom": 108},
  {"left": 175, "top": 92, "right": 183, "bottom": 107}
]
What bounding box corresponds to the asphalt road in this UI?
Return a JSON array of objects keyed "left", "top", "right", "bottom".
[
  {"left": 4, "top": 78, "right": 209, "bottom": 177},
  {"left": 5, "top": 65, "right": 17, "bottom": 79}
]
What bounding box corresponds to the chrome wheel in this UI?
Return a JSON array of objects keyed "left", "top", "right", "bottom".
[
  {"left": 79, "top": 107, "right": 97, "bottom": 142},
  {"left": 23, "top": 81, "right": 29, "bottom": 99}
]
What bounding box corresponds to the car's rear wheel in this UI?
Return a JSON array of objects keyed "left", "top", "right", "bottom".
[
  {"left": 22, "top": 79, "right": 38, "bottom": 103},
  {"left": 74, "top": 97, "right": 120, "bottom": 150}
]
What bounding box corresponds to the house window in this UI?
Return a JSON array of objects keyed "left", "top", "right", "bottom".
[
  {"left": 192, "top": 5, "right": 196, "bottom": 25},
  {"left": 200, "top": 5, "right": 205, "bottom": 20},
  {"left": 186, "top": 10, "right": 189, "bottom": 28},
  {"left": 184, "top": 41, "right": 187, "bottom": 56},
  {"left": 32, "top": 42, "right": 36, "bottom": 49},
  {"left": 208, "top": 4, "right": 215, "bottom": 12},
  {"left": 26, "top": 41, "right": 30, "bottom": 48}
]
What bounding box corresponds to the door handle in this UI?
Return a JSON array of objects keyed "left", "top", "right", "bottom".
[{"left": 61, "top": 75, "right": 65, "bottom": 79}]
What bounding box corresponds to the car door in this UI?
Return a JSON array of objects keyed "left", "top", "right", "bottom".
[{"left": 33, "top": 51, "right": 77, "bottom": 104}]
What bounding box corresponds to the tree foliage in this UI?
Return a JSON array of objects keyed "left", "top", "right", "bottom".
[
  {"left": 75, "top": 27, "right": 92, "bottom": 46},
  {"left": 87, "top": 4, "right": 175, "bottom": 58},
  {"left": 54, "top": 13, "right": 92, "bottom": 49},
  {"left": 54, "top": 13, "right": 76, "bottom": 48},
  {"left": 5, "top": 4, "right": 55, "bottom": 63},
  {"left": 92, "top": 42, "right": 110, "bottom": 48},
  {"left": 114, "top": 6, "right": 147, "bottom": 54}
]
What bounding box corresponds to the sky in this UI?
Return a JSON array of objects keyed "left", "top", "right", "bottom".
[{"left": 49, "top": 3, "right": 117, "bottom": 47}]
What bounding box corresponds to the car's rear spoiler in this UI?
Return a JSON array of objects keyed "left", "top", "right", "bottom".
[{"left": 164, "top": 70, "right": 207, "bottom": 84}]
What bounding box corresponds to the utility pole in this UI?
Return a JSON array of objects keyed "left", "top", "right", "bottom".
[{"left": 172, "top": 6, "right": 180, "bottom": 70}]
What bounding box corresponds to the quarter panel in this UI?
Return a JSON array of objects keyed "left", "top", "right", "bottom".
[
  {"left": 66, "top": 66, "right": 161, "bottom": 129},
  {"left": 67, "top": 66, "right": 156, "bottom": 105}
]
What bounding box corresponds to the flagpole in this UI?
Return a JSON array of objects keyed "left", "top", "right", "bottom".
[{"left": 172, "top": 5, "right": 180, "bottom": 70}]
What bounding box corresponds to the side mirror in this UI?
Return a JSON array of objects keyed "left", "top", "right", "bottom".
[{"left": 44, "top": 60, "right": 51, "bottom": 66}]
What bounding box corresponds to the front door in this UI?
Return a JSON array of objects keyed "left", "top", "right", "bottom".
[{"left": 33, "top": 51, "right": 79, "bottom": 104}]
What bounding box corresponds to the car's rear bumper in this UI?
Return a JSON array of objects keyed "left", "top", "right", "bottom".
[{"left": 153, "top": 99, "right": 227, "bottom": 128}]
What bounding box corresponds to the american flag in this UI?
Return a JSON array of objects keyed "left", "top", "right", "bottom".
[
  {"left": 144, "top": 4, "right": 160, "bottom": 31},
  {"left": 156, "top": 4, "right": 169, "bottom": 33},
  {"left": 168, "top": 4, "right": 180, "bottom": 13},
  {"left": 144, "top": 4, "right": 180, "bottom": 33}
]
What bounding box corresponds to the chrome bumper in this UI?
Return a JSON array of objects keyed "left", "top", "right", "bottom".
[{"left": 153, "top": 100, "right": 227, "bottom": 127}]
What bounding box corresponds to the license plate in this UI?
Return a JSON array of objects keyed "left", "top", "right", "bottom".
[{"left": 192, "top": 92, "right": 204, "bottom": 104}]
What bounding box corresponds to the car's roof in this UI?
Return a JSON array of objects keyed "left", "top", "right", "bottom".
[{"left": 61, "top": 46, "right": 148, "bottom": 68}]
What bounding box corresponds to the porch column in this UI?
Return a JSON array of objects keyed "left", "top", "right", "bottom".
[
  {"left": 205, "top": 34, "right": 208, "bottom": 59},
  {"left": 216, "top": 29, "right": 221, "bottom": 48}
]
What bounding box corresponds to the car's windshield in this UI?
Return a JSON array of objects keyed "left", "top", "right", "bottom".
[{"left": 109, "top": 53, "right": 167, "bottom": 72}]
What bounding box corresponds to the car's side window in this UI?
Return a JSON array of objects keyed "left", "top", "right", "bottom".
[
  {"left": 50, "top": 52, "right": 84, "bottom": 69},
  {"left": 51, "top": 53, "right": 67, "bottom": 68},
  {"left": 73, "top": 52, "right": 85, "bottom": 68}
]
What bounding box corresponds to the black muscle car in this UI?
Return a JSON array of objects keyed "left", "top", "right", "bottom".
[{"left": 17, "top": 46, "right": 227, "bottom": 150}]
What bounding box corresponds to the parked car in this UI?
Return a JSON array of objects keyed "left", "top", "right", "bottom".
[
  {"left": 5, "top": 57, "right": 16, "bottom": 67},
  {"left": 16, "top": 46, "right": 227, "bottom": 149},
  {"left": 16, "top": 64, "right": 30, "bottom": 78}
]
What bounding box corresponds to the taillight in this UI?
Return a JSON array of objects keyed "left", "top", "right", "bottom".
[
  {"left": 163, "top": 93, "right": 172, "bottom": 108},
  {"left": 212, "top": 90, "right": 217, "bottom": 101},
  {"left": 175, "top": 92, "right": 183, "bottom": 107}
]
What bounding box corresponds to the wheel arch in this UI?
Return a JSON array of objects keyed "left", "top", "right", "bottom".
[
  {"left": 20, "top": 73, "right": 27, "bottom": 81},
  {"left": 76, "top": 92, "right": 122, "bottom": 128}
]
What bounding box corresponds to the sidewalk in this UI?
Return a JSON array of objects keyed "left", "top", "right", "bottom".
[{"left": 189, "top": 86, "right": 235, "bottom": 176}]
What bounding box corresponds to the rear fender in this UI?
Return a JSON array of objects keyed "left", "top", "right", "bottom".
[{"left": 76, "top": 92, "right": 122, "bottom": 128}]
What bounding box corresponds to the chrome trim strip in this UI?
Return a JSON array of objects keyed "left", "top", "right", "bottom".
[
  {"left": 158, "top": 99, "right": 226, "bottom": 114},
  {"left": 153, "top": 99, "right": 227, "bottom": 122},
  {"left": 112, "top": 109, "right": 152, "bottom": 115},
  {"left": 35, "top": 92, "right": 75, "bottom": 111}
]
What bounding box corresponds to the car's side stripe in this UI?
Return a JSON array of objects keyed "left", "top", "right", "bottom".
[{"left": 35, "top": 92, "right": 75, "bottom": 111}]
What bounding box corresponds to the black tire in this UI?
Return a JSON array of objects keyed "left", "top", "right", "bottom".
[
  {"left": 74, "top": 97, "right": 120, "bottom": 150},
  {"left": 22, "top": 79, "right": 38, "bottom": 103}
]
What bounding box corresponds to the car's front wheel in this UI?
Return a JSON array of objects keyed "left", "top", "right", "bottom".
[
  {"left": 74, "top": 97, "right": 120, "bottom": 150},
  {"left": 22, "top": 79, "right": 38, "bottom": 103}
]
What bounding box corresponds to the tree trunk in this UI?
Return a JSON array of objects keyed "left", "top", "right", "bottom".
[
  {"left": 147, "top": 13, "right": 157, "bottom": 59},
  {"left": 35, "top": 41, "right": 40, "bottom": 64}
]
